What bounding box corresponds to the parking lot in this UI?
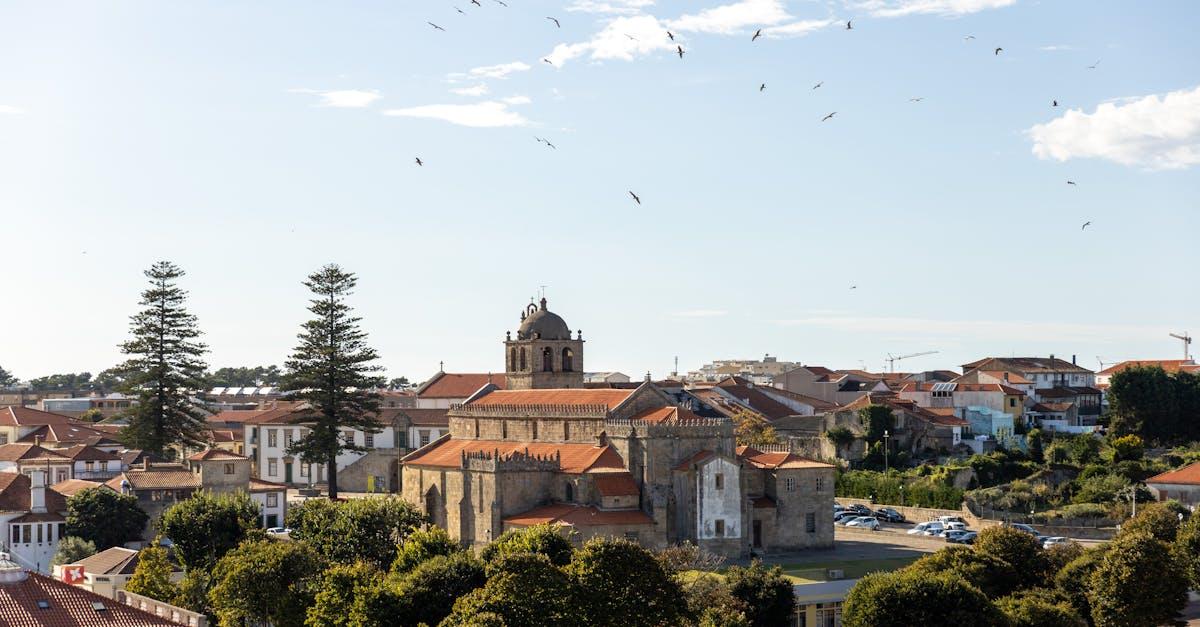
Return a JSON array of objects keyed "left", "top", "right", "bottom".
[{"left": 834, "top": 503, "right": 1105, "bottom": 549}]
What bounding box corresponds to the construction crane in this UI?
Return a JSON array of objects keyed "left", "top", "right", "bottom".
[
  {"left": 886, "top": 351, "right": 938, "bottom": 373},
  {"left": 1097, "top": 357, "right": 1121, "bottom": 371},
  {"left": 1170, "top": 332, "right": 1193, "bottom": 361}
]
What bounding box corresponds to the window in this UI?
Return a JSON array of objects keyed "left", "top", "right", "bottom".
[
  {"left": 542, "top": 347, "right": 554, "bottom": 372},
  {"left": 58, "top": 523, "right": 65, "bottom": 539},
  {"left": 343, "top": 430, "right": 355, "bottom": 445},
  {"left": 266, "top": 493, "right": 279, "bottom": 508},
  {"left": 396, "top": 430, "right": 407, "bottom": 448},
  {"left": 815, "top": 477, "right": 823, "bottom": 492},
  {"left": 565, "top": 483, "right": 574, "bottom": 502},
  {"left": 365, "top": 432, "right": 375, "bottom": 448},
  {"left": 224, "top": 463, "right": 235, "bottom": 475},
  {"left": 564, "top": 422, "right": 571, "bottom": 440},
  {"left": 1009, "top": 398, "right": 1017, "bottom": 408},
  {"left": 285, "top": 430, "right": 294, "bottom": 447},
  {"left": 519, "top": 349, "right": 527, "bottom": 370},
  {"left": 806, "top": 512, "right": 817, "bottom": 533},
  {"left": 714, "top": 519, "right": 725, "bottom": 537},
  {"left": 85, "top": 461, "right": 95, "bottom": 472},
  {"left": 532, "top": 420, "right": 538, "bottom": 440},
  {"left": 268, "top": 458, "right": 278, "bottom": 477},
  {"left": 300, "top": 463, "right": 308, "bottom": 477},
  {"left": 510, "top": 348, "right": 516, "bottom": 371},
  {"left": 502, "top": 420, "right": 508, "bottom": 439},
  {"left": 267, "top": 429, "right": 277, "bottom": 447},
  {"left": 562, "top": 348, "right": 574, "bottom": 372},
  {"left": 420, "top": 431, "right": 431, "bottom": 447},
  {"left": 37, "top": 523, "right": 43, "bottom": 544},
  {"left": 786, "top": 477, "right": 796, "bottom": 492},
  {"left": 714, "top": 473, "right": 724, "bottom": 490},
  {"left": 624, "top": 531, "right": 638, "bottom": 542}
]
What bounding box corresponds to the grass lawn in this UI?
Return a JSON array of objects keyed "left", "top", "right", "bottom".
[{"left": 778, "top": 557, "right": 920, "bottom": 583}]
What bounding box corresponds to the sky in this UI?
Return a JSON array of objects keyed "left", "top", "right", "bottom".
[{"left": 1, "top": 0, "right": 1198, "bottom": 383}]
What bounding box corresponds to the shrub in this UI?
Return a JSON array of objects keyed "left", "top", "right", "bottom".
[{"left": 843, "top": 570, "right": 1006, "bottom": 627}]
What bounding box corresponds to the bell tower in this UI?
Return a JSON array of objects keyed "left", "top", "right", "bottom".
[{"left": 504, "top": 298, "right": 585, "bottom": 390}]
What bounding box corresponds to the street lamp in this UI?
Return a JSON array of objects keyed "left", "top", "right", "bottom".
[
  {"left": 899, "top": 484, "right": 905, "bottom": 506},
  {"left": 883, "top": 430, "right": 890, "bottom": 473}
]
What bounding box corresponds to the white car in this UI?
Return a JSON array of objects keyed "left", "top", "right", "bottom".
[
  {"left": 943, "top": 522, "right": 968, "bottom": 533},
  {"left": 1042, "top": 536, "right": 1070, "bottom": 549},
  {"left": 845, "top": 516, "right": 880, "bottom": 530},
  {"left": 908, "top": 521, "right": 945, "bottom": 536},
  {"left": 265, "top": 527, "right": 292, "bottom": 535},
  {"left": 937, "top": 516, "right": 967, "bottom": 526}
]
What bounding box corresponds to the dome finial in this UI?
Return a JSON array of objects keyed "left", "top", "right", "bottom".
[{"left": 539, "top": 296, "right": 548, "bottom": 311}]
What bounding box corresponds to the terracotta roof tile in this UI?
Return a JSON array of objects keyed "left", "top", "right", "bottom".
[
  {"left": 736, "top": 446, "right": 834, "bottom": 470},
  {"left": 50, "top": 479, "right": 104, "bottom": 497},
  {"left": 59, "top": 445, "right": 120, "bottom": 462},
  {"left": 403, "top": 439, "right": 626, "bottom": 474},
  {"left": 0, "top": 444, "right": 70, "bottom": 462},
  {"left": 16, "top": 422, "right": 121, "bottom": 447},
  {"left": 418, "top": 373, "right": 507, "bottom": 399},
  {"left": 503, "top": 503, "right": 654, "bottom": 527},
  {"left": 592, "top": 472, "right": 639, "bottom": 496},
  {"left": 0, "top": 406, "right": 75, "bottom": 427},
  {"left": 0, "top": 570, "right": 180, "bottom": 626},
  {"left": 468, "top": 389, "right": 633, "bottom": 410},
  {"left": 108, "top": 466, "right": 201, "bottom": 491},
  {"left": 69, "top": 547, "right": 140, "bottom": 576},
  {"left": 1147, "top": 462, "right": 1200, "bottom": 486},
  {"left": 1098, "top": 360, "right": 1200, "bottom": 376},
  {"left": 0, "top": 473, "right": 69, "bottom": 513},
  {"left": 400, "top": 408, "right": 450, "bottom": 426},
  {"left": 185, "top": 449, "right": 246, "bottom": 462},
  {"left": 249, "top": 479, "right": 288, "bottom": 493}
]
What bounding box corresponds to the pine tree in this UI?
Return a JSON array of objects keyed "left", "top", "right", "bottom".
[
  {"left": 117, "top": 261, "right": 209, "bottom": 456},
  {"left": 0, "top": 365, "right": 16, "bottom": 387},
  {"left": 283, "top": 264, "right": 384, "bottom": 499}
]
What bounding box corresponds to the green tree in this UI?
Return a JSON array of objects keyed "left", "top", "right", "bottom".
[
  {"left": 904, "top": 545, "right": 1017, "bottom": 598},
  {"left": 681, "top": 573, "right": 748, "bottom": 626},
  {"left": 1107, "top": 366, "right": 1182, "bottom": 443},
  {"left": 394, "top": 551, "right": 487, "bottom": 626},
  {"left": 480, "top": 523, "right": 575, "bottom": 567},
  {"left": 858, "top": 405, "right": 895, "bottom": 444},
  {"left": 305, "top": 561, "right": 381, "bottom": 627},
  {"left": 117, "top": 261, "right": 210, "bottom": 455},
  {"left": 125, "top": 544, "right": 180, "bottom": 603},
  {"left": 1107, "top": 434, "right": 1144, "bottom": 462},
  {"left": 1054, "top": 547, "right": 1107, "bottom": 623},
  {"left": 724, "top": 561, "right": 794, "bottom": 627},
  {"left": 157, "top": 490, "right": 259, "bottom": 572},
  {"left": 564, "top": 538, "right": 686, "bottom": 627},
  {"left": 974, "top": 526, "right": 1052, "bottom": 591},
  {"left": 843, "top": 570, "right": 1006, "bottom": 627},
  {"left": 1117, "top": 501, "right": 1181, "bottom": 542},
  {"left": 0, "top": 365, "right": 17, "bottom": 387},
  {"left": 824, "top": 426, "right": 856, "bottom": 458},
  {"left": 208, "top": 539, "right": 325, "bottom": 627},
  {"left": 77, "top": 408, "right": 105, "bottom": 423},
  {"left": 1026, "top": 428, "right": 1044, "bottom": 464},
  {"left": 207, "top": 365, "right": 282, "bottom": 387},
  {"left": 29, "top": 372, "right": 94, "bottom": 391},
  {"left": 995, "top": 588, "right": 1086, "bottom": 627},
  {"left": 1089, "top": 531, "right": 1187, "bottom": 627},
  {"left": 732, "top": 409, "right": 780, "bottom": 446},
  {"left": 282, "top": 264, "right": 385, "bottom": 499},
  {"left": 286, "top": 496, "right": 424, "bottom": 569},
  {"left": 1068, "top": 435, "right": 1102, "bottom": 465},
  {"left": 388, "top": 376, "right": 411, "bottom": 389},
  {"left": 391, "top": 525, "right": 461, "bottom": 574},
  {"left": 66, "top": 488, "right": 148, "bottom": 550},
  {"left": 51, "top": 536, "right": 97, "bottom": 566},
  {"left": 442, "top": 553, "right": 580, "bottom": 627},
  {"left": 1175, "top": 512, "right": 1200, "bottom": 591}
]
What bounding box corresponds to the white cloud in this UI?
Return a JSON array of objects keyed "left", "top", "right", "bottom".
[
  {"left": 382, "top": 100, "right": 531, "bottom": 128},
  {"left": 290, "top": 89, "right": 381, "bottom": 108},
  {"left": 1039, "top": 44, "right": 1075, "bottom": 51},
  {"left": 546, "top": 14, "right": 673, "bottom": 66},
  {"left": 451, "top": 84, "right": 490, "bottom": 96},
  {"left": 854, "top": 0, "right": 1016, "bottom": 18},
  {"left": 668, "top": 0, "right": 791, "bottom": 35},
  {"left": 468, "top": 61, "right": 531, "bottom": 80},
  {"left": 567, "top": 0, "right": 654, "bottom": 14},
  {"left": 671, "top": 310, "right": 729, "bottom": 318},
  {"left": 0, "top": 105, "right": 23, "bottom": 114},
  {"left": 501, "top": 95, "right": 532, "bottom": 105},
  {"left": 774, "top": 315, "right": 1161, "bottom": 343},
  {"left": 762, "top": 18, "right": 839, "bottom": 38},
  {"left": 1027, "top": 85, "right": 1200, "bottom": 171}
]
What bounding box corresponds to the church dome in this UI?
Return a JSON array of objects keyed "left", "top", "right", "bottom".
[{"left": 518, "top": 298, "right": 571, "bottom": 340}]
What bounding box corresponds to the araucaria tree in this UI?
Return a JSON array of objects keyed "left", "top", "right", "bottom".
[
  {"left": 284, "top": 264, "right": 385, "bottom": 499},
  {"left": 118, "top": 261, "right": 210, "bottom": 456}
]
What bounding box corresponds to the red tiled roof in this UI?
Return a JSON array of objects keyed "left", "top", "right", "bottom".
[
  {"left": 0, "top": 570, "right": 180, "bottom": 626},
  {"left": 713, "top": 380, "right": 799, "bottom": 420},
  {"left": 69, "top": 547, "right": 141, "bottom": 576},
  {"left": 403, "top": 439, "right": 626, "bottom": 474},
  {"left": 962, "top": 357, "right": 1092, "bottom": 374},
  {"left": 592, "top": 472, "right": 639, "bottom": 496},
  {"left": 249, "top": 479, "right": 288, "bottom": 493},
  {"left": 105, "top": 466, "right": 200, "bottom": 491},
  {"left": 1146, "top": 462, "right": 1200, "bottom": 486},
  {"left": 736, "top": 446, "right": 834, "bottom": 470},
  {"left": 51, "top": 479, "right": 104, "bottom": 497},
  {"left": 16, "top": 422, "right": 121, "bottom": 447},
  {"left": 1032, "top": 402, "right": 1073, "bottom": 413},
  {"left": 59, "top": 445, "right": 120, "bottom": 462},
  {"left": 1098, "top": 360, "right": 1200, "bottom": 376},
  {"left": 417, "top": 373, "right": 507, "bottom": 399},
  {"left": 0, "top": 444, "right": 70, "bottom": 462},
  {"left": 978, "top": 371, "right": 1034, "bottom": 385},
  {"left": 185, "top": 449, "right": 246, "bottom": 461},
  {"left": 0, "top": 406, "right": 75, "bottom": 427},
  {"left": 468, "top": 389, "right": 634, "bottom": 410},
  {"left": 504, "top": 503, "right": 654, "bottom": 527},
  {"left": 0, "top": 473, "right": 69, "bottom": 513},
  {"left": 400, "top": 408, "right": 450, "bottom": 427},
  {"left": 901, "top": 382, "right": 1024, "bottom": 395},
  {"left": 209, "top": 429, "right": 240, "bottom": 443}
]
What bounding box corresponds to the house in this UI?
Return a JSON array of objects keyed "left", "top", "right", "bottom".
[
  {"left": 772, "top": 367, "right": 892, "bottom": 406},
  {"left": 414, "top": 372, "right": 508, "bottom": 409},
  {"left": 1145, "top": 462, "right": 1200, "bottom": 506},
  {"left": 793, "top": 579, "right": 858, "bottom": 627},
  {"left": 379, "top": 389, "right": 417, "bottom": 409},
  {"left": 840, "top": 393, "right": 967, "bottom": 455},
  {"left": 60, "top": 445, "right": 124, "bottom": 481},
  {"left": 0, "top": 445, "right": 73, "bottom": 484},
  {"left": 962, "top": 356, "right": 1100, "bottom": 425},
  {"left": 399, "top": 408, "right": 452, "bottom": 450},
  {"left": 39, "top": 395, "right": 134, "bottom": 420},
  {"left": 0, "top": 470, "right": 72, "bottom": 573},
  {"left": 49, "top": 479, "right": 104, "bottom": 498},
  {"left": 684, "top": 355, "right": 798, "bottom": 385},
  {"left": 53, "top": 546, "right": 184, "bottom": 600},
  {"left": 584, "top": 372, "right": 631, "bottom": 384},
  {"left": 898, "top": 382, "right": 1025, "bottom": 424},
  {"left": 0, "top": 407, "right": 77, "bottom": 446},
  {"left": 0, "top": 554, "right": 190, "bottom": 627},
  {"left": 1096, "top": 359, "right": 1200, "bottom": 389},
  {"left": 402, "top": 298, "right": 834, "bottom": 558}
]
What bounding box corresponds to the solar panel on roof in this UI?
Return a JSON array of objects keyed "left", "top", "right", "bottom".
[{"left": 931, "top": 382, "right": 957, "bottom": 393}]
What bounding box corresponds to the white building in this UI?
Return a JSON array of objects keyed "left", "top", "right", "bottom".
[{"left": 0, "top": 469, "right": 71, "bottom": 573}]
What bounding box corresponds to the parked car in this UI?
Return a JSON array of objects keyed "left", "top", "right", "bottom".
[
  {"left": 834, "top": 511, "right": 860, "bottom": 523},
  {"left": 874, "top": 508, "right": 906, "bottom": 523},
  {"left": 937, "top": 516, "right": 967, "bottom": 526},
  {"left": 835, "top": 515, "right": 859, "bottom": 526},
  {"left": 908, "top": 521, "right": 945, "bottom": 536},
  {"left": 847, "top": 504, "right": 872, "bottom": 515},
  {"left": 942, "top": 529, "right": 973, "bottom": 542},
  {"left": 943, "top": 522, "right": 968, "bottom": 533},
  {"left": 1005, "top": 523, "right": 1039, "bottom": 535},
  {"left": 1042, "top": 536, "right": 1070, "bottom": 549},
  {"left": 846, "top": 516, "right": 881, "bottom": 531},
  {"left": 266, "top": 527, "right": 291, "bottom": 535},
  {"left": 948, "top": 531, "right": 978, "bottom": 545}
]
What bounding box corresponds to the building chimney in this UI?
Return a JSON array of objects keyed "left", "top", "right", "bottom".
[
  {"left": 1003, "top": 372, "right": 1010, "bottom": 383},
  {"left": 1072, "top": 355, "right": 1077, "bottom": 365},
  {"left": 30, "top": 470, "right": 47, "bottom": 514},
  {"left": 142, "top": 456, "right": 151, "bottom": 471}
]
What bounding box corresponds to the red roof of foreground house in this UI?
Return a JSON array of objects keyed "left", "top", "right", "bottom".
[
  {"left": 50, "top": 479, "right": 104, "bottom": 497},
  {"left": 403, "top": 439, "right": 626, "bottom": 474},
  {"left": 504, "top": 503, "right": 654, "bottom": 527},
  {"left": 0, "top": 569, "right": 181, "bottom": 626},
  {"left": 0, "top": 406, "right": 74, "bottom": 427},
  {"left": 900, "top": 382, "right": 1025, "bottom": 395},
  {"left": 467, "top": 388, "right": 633, "bottom": 411},
  {"left": 1097, "top": 360, "right": 1200, "bottom": 376},
  {"left": 417, "top": 373, "right": 507, "bottom": 399},
  {"left": 592, "top": 472, "right": 639, "bottom": 497},
  {"left": 185, "top": 449, "right": 246, "bottom": 462},
  {"left": 0, "top": 473, "right": 69, "bottom": 513},
  {"left": 16, "top": 423, "right": 121, "bottom": 448},
  {"left": 1146, "top": 462, "right": 1200, "bottom": 486},
  {"left": 59, "top": 445, "right": 120, "bottom": 462},
  {"left": 736, "top": 446, "right": 834, "bottom": 470}
]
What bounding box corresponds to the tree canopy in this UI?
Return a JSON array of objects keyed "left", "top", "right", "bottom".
[
  {"left": 1107, "top": 366, "right": 1200, "bottom": 444},
  {"left": 442, "top": 552, "right": 581, "bottom": 627},
  {"left": 1088, "top": 531, "right": 1188, "bottom": 627},
  {"left": 286, "top": 496, "right": 424, "bottom": 569},
  {"left": 724, "top": 561, "right": 795, "bottom": 627},
  {"left": 564, "top": 538, "right": 687, "bottom": 627},
  {"left": 66, "top": 488, "right": 148, "bottom": 550},
  {"left": 905, "top": 545, "right": 1017, "bottom": 598},
  {"left": 157, "top": 490, "right": 260, "bottom": 572},
  {"left": 480, "top": 524, "right": 575, "bottom": 567},
  {"left": 732, "top": 409, "right": 780, "bottom": 446},
  {"left": 973, "top": 526, "right": 1052, "bottom": 591},
  {"left": 0, "top": 365, "right": 16, "bottom": 387},
  {"left": 206, "top": 365, "right": 282, "bottom": 387},
  {"left": 390, "top": 525, "right": 462, "bottom": 575},
  {"left": 208, "top": 539, "right": 325, "bottom": 627},
  {"left": 858, "top": 404, "right": 895, "bottom": 444},
  {"left": 843, "top": 569, "right": 1006, "bottom": 627},
  {"left": 124, "top": 544, "right": 180, "bottom": 603},
  {"left": 50, "top": 536, "right": 97, "bottom": 566}
]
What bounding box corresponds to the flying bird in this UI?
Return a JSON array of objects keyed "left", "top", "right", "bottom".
[
  {"left": 471, "top": 0, "right": 480, "bottom": 5},
  {"left": 850, "top": 285, "right": 857, "bottom": 290},
  {"left": 752, "top": 29, "right": 762, "bottom": 41},
  {"left": 910, "top": 97, "right": 923, "bottom": 102},
  {"left": 964, "top": 35, "right": 975, "bottom": 41},
  {"left": 493, "top": 0, "right": 507, "bottom": 6},
  {"left": 629, "top": 191, "right": 641, "bottom": 205},
  {"left": 1087, "top": 60, "right": 1100, "bottom": 69},
  {"left": 455, "top": 6, "right": 465, "bottom": 14},
  {"left": 428, "top": 22, "right": 445, "bottom": 31},
  {"left": 1067, "top": 180, "right": 1077, "bottom": 186},
  {"left": 760, "top": 83, "right": 766, "bottom": 92},
  {"left": 625, "top": 34, "right": 637, "bottom": 41},
  {"left": 415, "top": 157, "right": 423, "bottom": 166},
  {"left": 822, "top": 112, "right": 837, "bottom": 122},
  {"left": 544, "top": 140, "right": 556, "bottom": 149},
  {"left": 846, "top": 20, "right": 853, "bottom": 30},
  {"left": 813, "top": 81, "right": 823, "bottom": 89},
  {"left": 546, "top": 16, "right": 560, "bottom": 28},
  {"left": 543, "top": 58, "right": 554, "bottom": 66},
  {"left": 1081, "top": 221, "right": 1091, "bottom": 230},
  {"left": 667, "top": 31, "right": 675, "bottom": 41},
  {"left": 677, "top": 45, "right": 685, "bottom": 59},
  {"left": 994, "top": 47, "right": 1002, "bottom": 55},
  {"left": 1052, "top": 100, "right": 1058, "bottom": 107}
]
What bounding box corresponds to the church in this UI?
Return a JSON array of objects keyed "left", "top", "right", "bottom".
[{"left": 401, "top": 298, "right": 835, "bottom": 557}]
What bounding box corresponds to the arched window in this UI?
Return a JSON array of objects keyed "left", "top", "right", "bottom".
[
  {"left": 532, "top": 420, "right": 538, "bottom": 440},
  {"left": 542, "top": 347, "right": 554, "bottom": 372},
  {"left": 565, "top": 483, "right": 574, "bottom": 502},
  {"left": 562, "top": 347, "right": 574, "bottom": 372},
  {"left": 564, "top": 421, "right": 571, "bottom": 440},
  {"left": 502, "top": 420, "right": 508, "bottom": 439},
  {"left": 509, "top": 348, "right": 516, "bottom": 371},
  {"left": 519, "top": 348, "right": 526, "bottom": 371}
]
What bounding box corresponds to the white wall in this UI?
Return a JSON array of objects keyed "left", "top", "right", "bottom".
[
  {"left": 697, "top": 458, "right": 742, "bottom": 540},
  {"left": 407, "top": 426, "right": 448, "bottom": 449},
  {"left": 251, "top": 490, "right": 287, "bottom": 527},
  {"left": 252, "top": 424, "right": 397, "bottom": 482},
  {"left": 1, "top": 513, "right": 64, "bottom": 573}
]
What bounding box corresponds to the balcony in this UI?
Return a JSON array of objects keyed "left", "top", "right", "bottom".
[{"left": 75, "top": 470, "right": 121, "bottom": 480}]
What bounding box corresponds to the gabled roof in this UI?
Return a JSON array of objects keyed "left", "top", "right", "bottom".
[
  {"left": 0, "top": 406, "right": 74, "bottom": 427},
  {"left": 977, "top": 370, "right": 1034, "bottom": 385},
  {"left": 59, "top": 445, "right": 120, "bottom": 462},
  {"left": 16, "top": 422, "right": 121, "bottom": 447},
  {"left": 403, "top": 439, "right": 627, "bottom": 474},
  {"left": 1032, "top": 402, "right": 1073, "bottom": 413},
  {"left": 466, "top": 388, "right": 634, "bottom": 411},
  {"left": 1146, "top": 461, "right": 1200, "bottom": 486},
  {"left": 900, "top": 382, "right": 1025, "bottom": 396},
  {"left": 68, "top": 547, "right": 141, "bottom": 576},
  {"left": 673, "top": 450, "right": 717, "bottom": 471},
  {"left": 398, "top": 408, "right": 451, "bottom": 427},
  {"left": 185, "top": 449, "right": 247, "bottom": 462},
  {"left": 736, "top": 446, "right": 834, "bottom": 470},
  {"left": 1097, "top": 360, "right": 1200, "bottom": 376},
  {"left": 0, "top": 444, "right": 70, "bottom": 463},
  {"left": 962, "top": 357, "right": 1093, "bottom": 374},
  {"left": 50, "top": 479, "right": 104, "bottom": 497},
  {"left": 0, "top": 473, "right": 69, "bottom": 513},
  {"left": 628, "top": 406, "right": 708, "bottom": 424},
  {"left": 713, "top": 379, "right": 802, "bottom": 421},
  {"left": 503, "top": 503, "right": 654, "bottom": 527},
  {"left": 249, "top": 478, "right": 288, "bottom": 493},
  {"left": 0, "top": 570, "right": 180, "bottom": 626},
  {"left": 104, "top": 466, "right": 200, "bottom": 491},
  {"left": 1037, "top": 386, "right": 1102, "bottom": 398},
  {"left": 417, "top": 373, "right": 507, "bottom": 399},
  {"left": 592, "top": 472, "right": 639, "bottom": 497}
]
